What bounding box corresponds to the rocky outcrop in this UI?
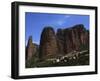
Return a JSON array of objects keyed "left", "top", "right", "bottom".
[
  {"left": 57, "top": 24, "right": 89, "bottom": 54},
  {"left": 26, "top": 36, "right": 38, "bottom": 61},
  {"left": 56, "top": 29, "right": 65, "bottom": 54},
  {"left": 39, "top": 27, "right": 58, "bottom": 60},
  {"left": 26, "top": 24, "right": 89, "bottom": 61}
]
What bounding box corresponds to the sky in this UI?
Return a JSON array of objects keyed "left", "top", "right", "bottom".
[{"left": 25, "top": 12, "right": 89, "bottom": 45}]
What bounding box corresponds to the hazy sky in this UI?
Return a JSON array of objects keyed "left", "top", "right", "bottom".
[{"left": 25, "top": 12, "right": 89, "bottom": 45}]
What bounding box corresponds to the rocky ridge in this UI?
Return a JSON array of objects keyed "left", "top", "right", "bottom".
[{"left": 26, "top": 24, "right": 89, "bottom": 63}]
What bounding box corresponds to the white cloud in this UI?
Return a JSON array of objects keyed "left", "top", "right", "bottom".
[
  {"left": 58, "top": 21, "right": 64, "bottom": 25},
  {"left": 33, "top": 41, "right": 39, "bottom": 45},
  {"left": 57, "top": 15, "right": 70, "bottom": 26},
  {"left": 65, "top": 15, "right": 70, "bottom": 18}
]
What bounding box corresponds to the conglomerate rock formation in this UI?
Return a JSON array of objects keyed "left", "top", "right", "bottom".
[
  {"left": 26, "top": 24, "right": 89, "bottom": 62},
  {"left": 56, "top": 24, "right": 89, "bottom": 54},
  {"left": 39, "top": 27, "right": 58, "bottom": 60},
  {"left": 26, "top": 36, "right": 38, "bottom": 61}
]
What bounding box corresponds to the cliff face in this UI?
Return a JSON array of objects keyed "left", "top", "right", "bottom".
[
  {"left": 39, "top": 24, "right": 89, "bottom": 59},
  {"left": 63, "top": 24, "right": 89, "bottom": 54},
  {"left": 56, "top": 29, "right": 65, "bottom": 54},
  {"left": 39, "top": 27, "right": 58, "bottom": 60},
  {"left": 26, "top": 36, "right": 38, "bottom": 61},
  {"left": 26, "top": 24, "right": 89, "bottom": 61}
]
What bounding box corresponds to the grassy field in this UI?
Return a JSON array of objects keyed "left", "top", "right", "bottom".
[{"left": 26, "top": 50, "right": 89, "bottom": 68}]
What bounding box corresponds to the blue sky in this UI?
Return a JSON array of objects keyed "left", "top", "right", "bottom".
[{"left": 25, "top": 12, "right": 89, "bottom": 45}]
